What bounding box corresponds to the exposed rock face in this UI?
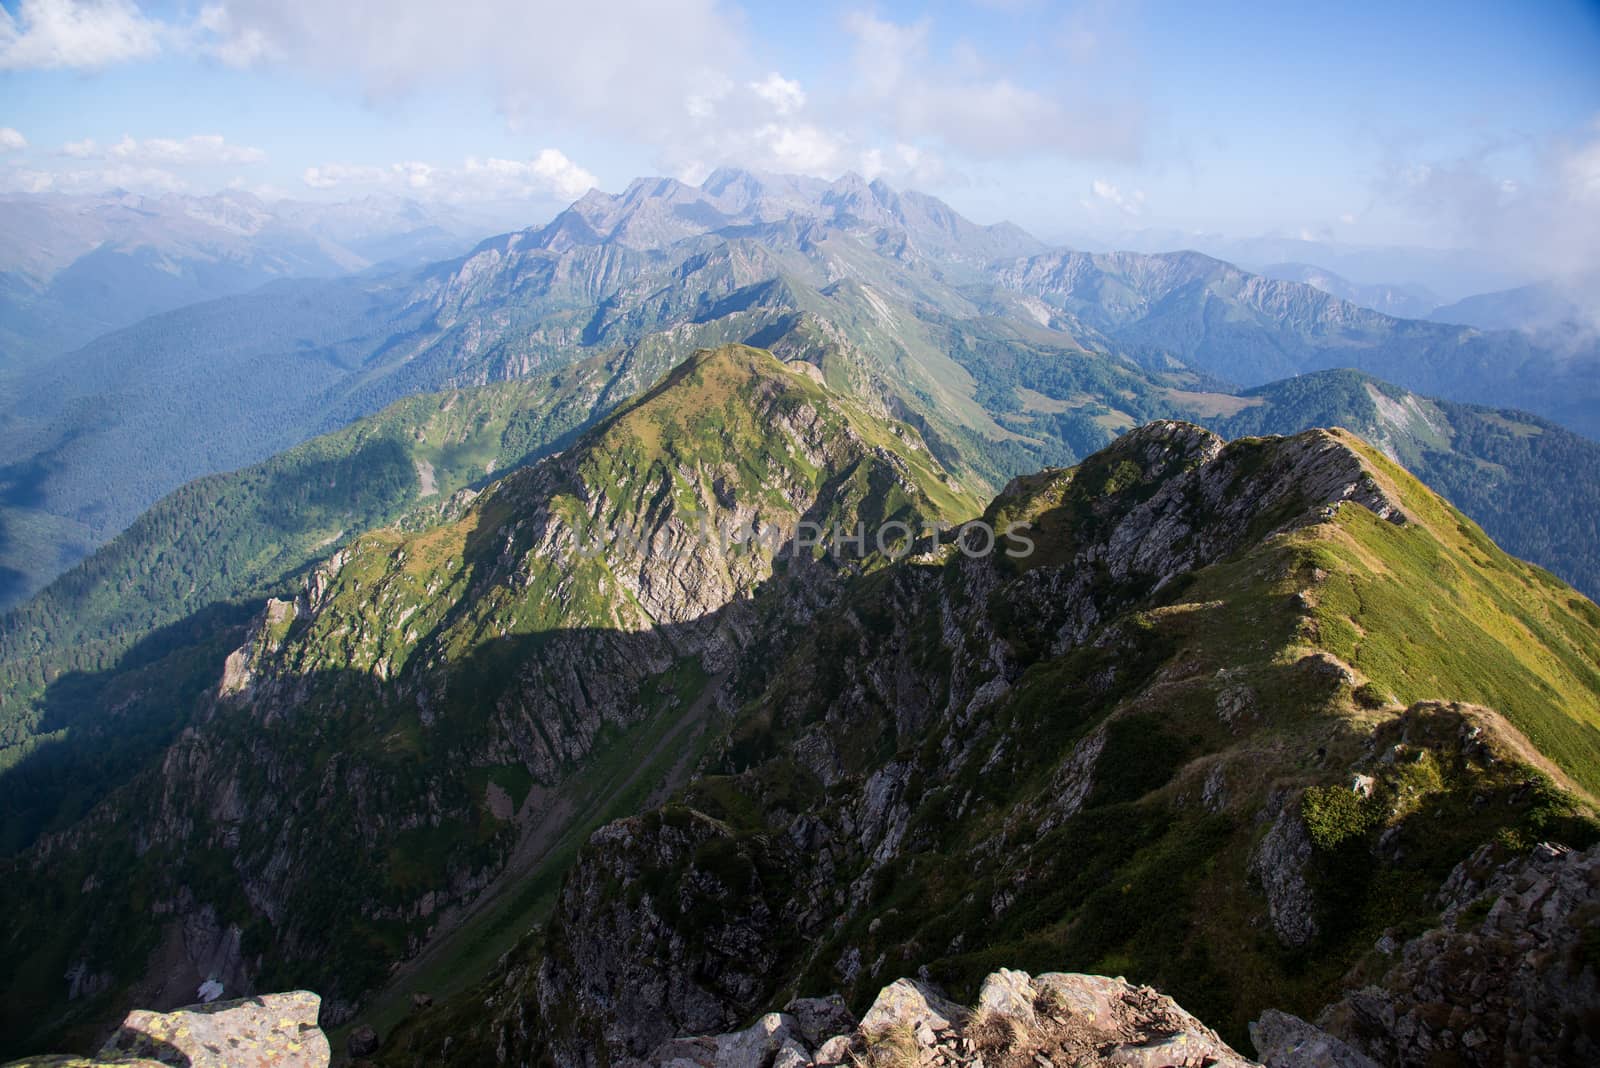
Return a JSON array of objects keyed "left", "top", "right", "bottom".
[
  {"left": 521, "top": 422, "right": 1426, "bottom": 1060},
  {"left": 4, "top": 992, "right": 329, "bottom": 1068},
  {"left": 347, "top": 1024, "right": 381, "bottom": 1058},
  {"left": 0, "top": 1058, "right": 168, "bottom": 1067},
  {"left": 1249, "top": 791, "right": 1319, "bottom": 949},
  {"left": 99, "top": 992, "right": 329, "bottom": 1068},
  {"left": 782, "top": 996, "right": 855, "bottom": 1049},
  {"left": 1250, "top": 1010, "right": 1379, "bottom": 1068},
  {"left": 1312, "top": 841, "right": 1600, "bottom": 1067},
  {"left": 623, "top": 970, "right": 1255, "bottom": 1068},
  {"left": 536, "top": 809, "right": 802, "bottom": 1064}
]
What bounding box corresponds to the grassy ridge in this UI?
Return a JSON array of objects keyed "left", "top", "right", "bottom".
[
  {"left": 1300, "top": 435, "right": 1600, "bottom": 792},
  {"left": 504, "top": 421, "right": 1600, "bottom": 1058}
]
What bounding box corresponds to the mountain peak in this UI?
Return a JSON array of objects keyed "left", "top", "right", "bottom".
[
  {"left": 515, "top": 168, "right": 1041, "bottom": 262},
  {"left": 699, "top": 165, "right": 760, "bottom": 196}
]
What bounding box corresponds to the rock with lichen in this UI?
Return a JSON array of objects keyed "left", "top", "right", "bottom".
[{"left": 4, "top": 992, "right": 329, "bottom": 1068}]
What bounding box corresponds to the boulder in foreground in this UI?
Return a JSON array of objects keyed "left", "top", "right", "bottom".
[{"left": 2, "top": 992, "right": 329, "bottom": 1068}]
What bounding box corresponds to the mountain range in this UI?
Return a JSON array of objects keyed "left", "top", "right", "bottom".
[
  {"left": 1257, "top": 263, "right": 1440, "bottom": 320},
  {"left": 2, "top": 344, "right": 1596, "bottom": 1066},
  {"left": 0, "top": 170, "right": 1597, "bottom": 618},
  {"left": 1, "top": 171, "right": 1599, "bottom": 1065}
]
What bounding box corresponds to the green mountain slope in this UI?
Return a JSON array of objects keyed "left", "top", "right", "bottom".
[
  {"left": 388, "top": 420, "right": 1600, "bottom": 1065},
  {"left": 0, "top": 276, "right": 424, "bottom": 608},
  {"left": 0, "top": 345, "right": 977, "bottom": 1056},
  {"left": 1200, "top": 369, "right": 1600, "bottom": 598},
  {"left": 0, "top": 340, "right": 698, "bottom": 858}
]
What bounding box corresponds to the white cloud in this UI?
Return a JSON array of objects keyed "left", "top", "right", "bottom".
[
  {"left": 196, "top": 3, "right": 275, "bottom": 67},
  {"left": 685, "top": 72, "right": 734, "bottom": 120},
  {"left": 859, "top": 142, "right": 947, "bottom": 186},
  {"left": 1561, "top": 127, "right": 1600, "bottom": 203},
  {"left": 0, "top": 0, "right": 162, "bottom": 70},
  {"left": 55, "top": 134, "right": 266, "bottom": 166},
  {"left": 467, "top": 147, "right": 604, "bottom": 199},
  {"left": 302, "top": 163, "right": 390, "bottom": 189},
  {"left": 192, "top": 1, "right": 743, "bottom": 139},
  {"left": 226, "top": 176, "right": 290, "bottom": 199},
  {"left": 0, "top": 162, "right": 186, "bottom": 193},
  {"left": 663, "top": 66, "right": 864, "bottom": 182},
  {"left": 1385, "top": 115, "right": 1600, "bottom": 304},
  {"left": 1088, "top": 178, "right": 1145, "bottom": 216},
  {"left": 113, "top": 134, "right": 266, "bottom": 166},
  {"left": 842, "top": 11, "right": 1142, "bottom": 162},
  {"left": 0, "top": 128, "right": 27, "bottom": 151},
  {"left": 753, "top": 124, "right": 844, "bottom": 175},
  {"left": 95, "top": 164, "right": 187, "bottom": 191},
  {"left": 749, "top": 73, "right": 805, "bottom": 117},
  {"left": 4, "top": 131, "right": 266, "bottom": 195},
  {"left": 304, "top": 150, "right": 598, "bottom": 202},
  {"left": 1, "top": 168, "right": 57, "bottom": 193}
]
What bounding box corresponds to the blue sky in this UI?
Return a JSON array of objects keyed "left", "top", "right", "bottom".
[{"left": 2, "top": 0, "right": 1598, "bottom": 261}]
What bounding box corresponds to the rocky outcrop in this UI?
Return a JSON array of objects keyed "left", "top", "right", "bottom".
[
  {"left": 629, "top": 1013, "right": 813, "bottom": 1068},
  {"left": 1250, "top": 1010, "right": 1379, "bottom": 1068},
  {"left": 1311, "top": 841, "right": 1600, "bottom": 1067},
  {"left": 536, "top": 809, "right": 809, "bottom": 1065},
  {"left": 4, "top": 992, "right": 329, "bottom": 1068},
  {"left": 1249, "top": 791, "right": 1319, "bottom": 949},
  {"left": 622, "top": 970, "right": 1255, "bottom": 1068}
]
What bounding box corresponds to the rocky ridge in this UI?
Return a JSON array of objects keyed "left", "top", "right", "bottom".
[
  {"left": 8, "top": 354, "right": 1600, "bottom": 1064},
  {"left": 377, "top": 838, "right": 1600, "bottom": 1067},
  {"left": 1307, "top": 839, "right": 1600, "bottom": 1066},
  {"left": 525, "top": 421, "right": 1427, "bottom": 1064},
  {"left": 374, "top": 414, "right": 1600, "bottom": 1066}
]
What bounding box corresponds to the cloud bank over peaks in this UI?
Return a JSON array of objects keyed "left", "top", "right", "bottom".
[
  {"left": 0, "top": 131, "right": 268, "bottom": 195},
  {"left": 302, "top": 149, "right": 598, "bottom": 203},
  {"left": 1387, "top": 115, "right": 1600, "bottom": 287},
  {"left": 192, "top": 0, "right": 745, "bottom": 138},
  {"left": 62, "top": 135, "right": 267, "bottom": 166},
  {"left": 0, "top": 2, "right": 1139, "bottom": 201}
]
